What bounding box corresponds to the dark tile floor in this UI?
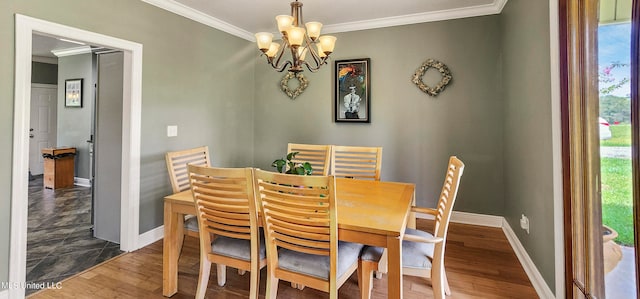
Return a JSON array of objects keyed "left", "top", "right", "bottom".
[{"left": 26, "top": 175, "right": 123, "bottom": 295}]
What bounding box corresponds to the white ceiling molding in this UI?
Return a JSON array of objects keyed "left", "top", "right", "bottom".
[
  {"left": 141, "top": 0, "right": 255, "bottom": 41},
  {"left": 51, "top": 45, "right": 92, "bottom": 57},
  {"left": 323, "top": 0, "right": 508, "bottom": 34},
  {"left": 32, "top": 55, "right": 58, "bottom": 64},
  {"left": 141, "top": 0, "right": 507, "bottom": 42}
]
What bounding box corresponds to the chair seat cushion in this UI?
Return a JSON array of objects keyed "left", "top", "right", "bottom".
[
  {"left": 211, "top": 230, "right": 266, "bottom": 261},
  {"left": 184, "top": 215, "right": 199, "bottom": 232},
  {"left": 360, "top": 228, "right": 435, "bottom": 270},
  {"left": 278, "top": 241, "right": 364, "bottom": 280},
  {"left": 401, "top": 228, "right": 435, "bottom": 269}
]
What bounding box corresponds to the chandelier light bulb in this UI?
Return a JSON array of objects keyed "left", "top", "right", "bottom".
[
  {"left": 316, "top": 44, "right": 326, "bottom": 58},
  {"left": 265, "top": 43, "right": 280, "bottom": 58},
  {"left": 255, "top": 32, "right": 273, "bottom": 51},
  {"left": 287, "top": 27, "right": 306, "bottom": 47},
  {"left": 318, "top": 36, "right": 337, "bottom": 54},
  {"left": 276, "top": 15, "right": 294, "bottom": 33},
  {"left": 305, "top": 22, "right": 322, "bottom": 40}
]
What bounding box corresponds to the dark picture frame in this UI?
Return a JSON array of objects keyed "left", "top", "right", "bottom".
[
  {"left": 334, "top": 58, "right": 370, "bottom": 123},
  {"left": 65, "top": 78, "right": 83, "bottom": 107}
]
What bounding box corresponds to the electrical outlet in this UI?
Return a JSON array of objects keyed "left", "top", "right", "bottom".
[{"left": 520, "top": 214, "right": 530, "bottom": 234}]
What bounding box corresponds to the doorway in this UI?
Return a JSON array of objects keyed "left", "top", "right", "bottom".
[
  {"left": 11, "top": 14, "right": 143, "bottom": 299},
  {"left": 596, "top": 4, "right": 638, "bottom": 297},
  {"left": 560, "top": 0, "right": 640, "bottom": 297},
  {"left": 25, "top": 35, "right": 127, "bottom": 294}
]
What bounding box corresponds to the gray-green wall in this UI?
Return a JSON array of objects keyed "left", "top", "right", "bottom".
[
  {"left": 254, "top": 16, "right": 505, "bottom": 215},
  {"left": 501, "top": 0, "right": 556, "bottom": 292},
  {"left": 0, "top": 0, "right": 256, "bottom": 284},
  {"left": 1, "top": 0, "right": 558, "bottom": 293},
  {"left": 57, "top": 53, "right": 93, "bottom": 179},
  {"left": 31, "top": 61, "right": 57, "bottom": 84}
]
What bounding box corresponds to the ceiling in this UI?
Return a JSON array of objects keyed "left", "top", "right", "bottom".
[
  {"left": 32, "top": 34, "right": 85, "bottom": 59},
  {"left": 144, "top": 0, "right": 507, "bottom": 41},
  {"left": 32, "top": 0, "right": 507, "bottom": 60}
]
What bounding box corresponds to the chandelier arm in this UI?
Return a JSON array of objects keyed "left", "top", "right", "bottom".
[
  {"left": 301, "top": 60, "right": 327, "bottom": 73},
  {"left": 303, "top": 37, "right": 323, "bottom": 68},
  {"left": 275, "top": 60, "right": 293, "bottom": 73},
  {"left": 271, "top": 39, "right": 289, "bottom": 69}
]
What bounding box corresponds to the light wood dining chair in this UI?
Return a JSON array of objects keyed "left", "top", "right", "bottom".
[
  {"left": 254, "top": 169, "right": 364, "bottom": 299},
  {"left": 357, "top": 156, "right": 465, "bottom": 299},
  {"left": 165, "top": 146, "right": 210, "bottom": 238},
  {"left": 188, "top": 165, "right": 266, "bottom": 299},
  {"left": 287, "top": 143, "right": 332, "bottom": 176},
  {"left": 330, "top": 145, "right": 382, "bottom": 180}
]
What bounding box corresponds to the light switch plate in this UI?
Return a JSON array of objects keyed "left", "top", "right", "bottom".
[{"left": 167, "top": 125, "right": 178, "bottom": 137}]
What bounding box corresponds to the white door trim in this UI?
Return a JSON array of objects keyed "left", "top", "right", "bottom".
[{"left": 12, "top": 14, "right": 142, "bottom": 299}]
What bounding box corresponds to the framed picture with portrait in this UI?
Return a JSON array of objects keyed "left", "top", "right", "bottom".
[
  {"left": 334, "top": 58, "right": 370, "bottom": 123},
  {"left": 64, "top": 78, "right": 83, "bottom": 108}
]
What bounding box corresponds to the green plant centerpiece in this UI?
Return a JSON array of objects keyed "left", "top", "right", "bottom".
[{"left": 272, "top": 151, "right": 313, "bottom": 175}]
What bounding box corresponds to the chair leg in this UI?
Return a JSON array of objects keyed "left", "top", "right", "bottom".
[
  {"left": 357, "top": 259, "right": 376, "bottom": 299},
  {"left": 216, "top": 264, "right": 227, "bottom": 287},
  {"left": 266, "top": 276, "right": 279, "bottom": 299},
  {"left": 290, "top": 282, "right": 306, "bottom": 290},
  {"left": 195, "top": 260, "right": 211, "bottom": 299},
  {"left": 432, "top": 267, "right": 445, "bottom": 299},
  {"left": 249, "top": 267, "right": 260, "bottom": 299},
  {"left": 374, "top": 271, "right": 383, "bottom": 279},
  {"left": 443, "top": 270, "right": 451, "bottom": 296},
  {"left": 177, "top": 231, "right": 186, "bottom": 257}
]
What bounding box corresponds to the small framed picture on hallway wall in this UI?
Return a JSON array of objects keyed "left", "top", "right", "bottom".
[
  {"left": 335, "top": 58, "right": 370, "bottom": 123},
  {"left": 65, "top": 78, "right": 83, "bottom": 108}
]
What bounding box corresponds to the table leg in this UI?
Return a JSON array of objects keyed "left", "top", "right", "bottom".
[
  {"left": 163, "top": 201, "right": 179, "bottom": 297},
  {"left": 387, "top": 235, "right": 403, "bottom": 299}
]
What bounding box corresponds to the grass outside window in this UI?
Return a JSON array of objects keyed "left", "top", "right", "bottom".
[
  {"left": 600, "top": 123, "right": 633, "bottom": 245},
  {"left": 601, "top": 124, "right": 630, "bottom": 147}
]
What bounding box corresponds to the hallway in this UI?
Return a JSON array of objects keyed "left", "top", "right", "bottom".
[{"left": 26, "top": 176, "right": 123, "bottom": 295}]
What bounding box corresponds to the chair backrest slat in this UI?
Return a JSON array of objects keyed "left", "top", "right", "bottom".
[
  {"left": 287, "top": 143, "right": 332, "bottom": 176},
  {"left": 188, "top": 165, "right": 258, "bottom": 242},
  {"left": 166, "top": 146, "right": 211, "bottom": 193},
  {"left": 331, "top": 145, "right": 382, "bottom": 180},
  {"left": 254, "top": 169, "right": 337, "bottom": 260},
  {"left": 433, "top": 156, "right": 465, "bottom": 239}
]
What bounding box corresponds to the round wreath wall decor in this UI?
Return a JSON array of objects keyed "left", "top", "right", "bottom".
[
  {"left": 280, "top": 72, "right": 309, "bottom": 100},
  {"left": 411, "top": 59, "right": 452, "bottom": 96}
]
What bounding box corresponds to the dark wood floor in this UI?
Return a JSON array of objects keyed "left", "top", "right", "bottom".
[{"left": 28, "top": 219, "right": 538, "bottom": 299}]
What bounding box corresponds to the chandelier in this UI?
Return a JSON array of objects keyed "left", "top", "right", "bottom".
[{"left": 254, "top": 0, "right": 336, "bottom": 73}]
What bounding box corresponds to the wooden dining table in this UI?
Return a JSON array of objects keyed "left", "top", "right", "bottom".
[{"left": 162, "top": 177, "right": 415, "bottom": 299}]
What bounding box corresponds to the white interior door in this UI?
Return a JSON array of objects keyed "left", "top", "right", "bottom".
[{"left": 29, "top": 84, "right": 57, "bottom": 175}]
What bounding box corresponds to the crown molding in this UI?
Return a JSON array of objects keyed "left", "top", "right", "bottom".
[
  {"left": 51, "top": 45, "right": 92, "bottom": 57},
  {"left": 141, "top": 0, "right": 255, "bottom": 41},
  {"left": 32, "top": 55, "right": 58, "bottom": 64},
  {"left": 323, "top": 0, "right": 508, "bottom": 34},
  {"left": 141, "top": 0, "right": 507, "bottom": 41}
]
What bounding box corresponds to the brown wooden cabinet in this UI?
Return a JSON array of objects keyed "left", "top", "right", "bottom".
[{"left": 41, "top": 147, "right": 76, "bottom": 189}]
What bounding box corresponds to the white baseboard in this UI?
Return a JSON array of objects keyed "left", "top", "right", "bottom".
[
  {"left": 74, "top": 177, "right": 91, "bottom": 187},
  {"left": 417, "top": 211, "right": 554, "bottom": 299},
  {"left": 502, "top": 218, "right": 555, "bottom": 299},
  {"left": 416, "top": 210, "right": 503, "bottom": 227},
  {"left": 137, "top": 225, "right": 164, "bottom": 249},
  {"left": 0, "top": 289, "right": 8, "bottom": 299}
]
